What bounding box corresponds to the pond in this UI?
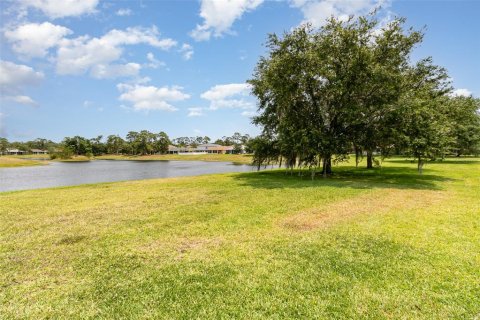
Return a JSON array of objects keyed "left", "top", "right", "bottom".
[{"left": 0, "top": 160, "right": 256, "bottom": 192}]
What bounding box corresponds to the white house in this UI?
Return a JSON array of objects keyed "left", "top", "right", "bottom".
[
  {"left": 31, "top": 149, "right": 49, "bottom": 155},
  {"left": 5, "top": 148, "right": 26, "bottom": 155},
  {"left": 168, "top": 143, "right": 235, "bottom": 154}
]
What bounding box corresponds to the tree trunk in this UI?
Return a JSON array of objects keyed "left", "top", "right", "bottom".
[
  {"left": 418, "top": 157, "right": 424, "bottom": 174},
  {"left": 322, "top": 155, "right": 332, "bottom": 177},
  {"left": 354, "top": 145, "right": 361, "bottom": 168},
  {"left": 366, "top": 150, "right": 373, "bottom": 169}
]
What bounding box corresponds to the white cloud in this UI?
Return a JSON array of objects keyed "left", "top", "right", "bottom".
[
  {"left": 5, "top": 95, "right": 37, "bottom": 105},
  {"left": 291, "top": 0, "right": 387, "bottom": 27},
  {"left": 116, "top": 8, "right": 132, "bottom": 16},
  {"left": 200, "top": 83, "right": 254, "bottom": 110},
  {"left": 190, "top": 0, "right": 263, "bottom": 41},
  {"left": 90, "top": 63, "right": 141, "bottom": 79},
  {"left": 4, "top": 22, "right": 72, "bottom": 58},
  {"left": 241, "top": 110, "right": 256, "bottom": 117},
  {"left": 4, "top": 22, "right": 181, "bottom": 80},
  {"left": 56, "top": 26, "right": 176, "bottom": 77},
  {"left": 451, "top": 88, "right": 472, "bottom": 97},
  {"left": 117, "top": 83, "right": 190, "bottom": 112},
  {"left": 187, "top": 107, "right": 204, "bottom": 117},
  {"left": 179, "top": 43, "right": 194, "bottom": 60},
  {"left": 0, "top": 60, "right": 43, "bottom": 105},
  {"left": 0, "top": 60, "right": 44, "bottom": 87},
  {"left": 19, "top": 0, "right": 99, "bottom": 19},
  {"left": 132, "top": 76, "right": 152, "bottom": 85},
  {"left": 146, "top": 52, "right": 166, "bottom": 69},
  {"left": 201, "top": 83, "right": 251, "bottom": 100}
]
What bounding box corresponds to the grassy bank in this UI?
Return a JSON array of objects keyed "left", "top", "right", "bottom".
[
  {"left": 56, "top": 155, "right": 92, "bottom": 162},
  {"left": 95, "top": 153, "right": 253, "bottom": 164},
  {"left": 1, "top": 158, "right": 479, "bottom": 318},
  {"left": 3, "top": 153, "right": 252, "bottom": 166},
  {"left": 10, "top": 154, "right": 50, "bottom": 160},
  {"left": 0, "top": 156, "right": 45, "bottom": 168}
]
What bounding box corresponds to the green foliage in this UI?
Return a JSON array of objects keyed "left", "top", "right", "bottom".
[
  {"left": 126, "top": 130, "right": 172, "bottom": 155},
  {"left": 0, "top": 137, "right": 8, "bottom": 153},
  {"left": 63, "top": 136, "right": 93, "bottom": 156},
  {"left": 106, "top": 135, "right": 126, "bottom": 154},
  {"left": 446, "top": 97, "right": 480, "bottom": 156},
  {"left": 249, "top": 13, "right": 470, "bottom": 174},
  {"left": 50, "top": 146, "right": 74, "bottom": 160},
  {"left": 172, "top": 136, "right": 210, "bottom": 147}
]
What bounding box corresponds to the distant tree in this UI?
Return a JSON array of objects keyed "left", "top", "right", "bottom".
[
  {"left": 106, "top": 135, "right": 125, "bottom": 154},
  {"left": 214, "top": 139, "right": 224, "bottom": 146},
  {"left": 446, "top": 96, "right": 480, "bottom": 156},
  {"left": 221, "top": 136, "right": 233, "bottom": 146},
  {"left": 153, "top": 131, "right": 170, "bottom": 154},
  {"left": 8, "top": 141, "right": 29, "bottom": 151},
  {"left": 136, "top": 130, "right": 154, "bottom": 155},
  {"left": 396, "top": 60, "right": 452, "bottom": 173},
  {"left": 126, "top": 131, "right": 139, "bottom": 154},
  {"left": 26, "top": 138, "right": 55, "bottom": 151},
  {"left": 172, "top": 137, "right": 190, "bottom": 147},
  {"left": 0, "top": 137, "right": 8, "bottom": 154},
  {"left": 63, "top": 136, "right": 92, "bottom": 156},
  {"left": 250, "top": 135, "right": 280, "bottom": 170},
  {"left": 350, "top": 17, "right": 424, "bottom": 169},
  {"left": 90, "top": 135, "right": 106, "bottom": 156}
]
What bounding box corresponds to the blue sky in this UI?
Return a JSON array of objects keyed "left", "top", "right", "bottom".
[{"left": 1, "top": 0, "right": 479, "bottom": 142}]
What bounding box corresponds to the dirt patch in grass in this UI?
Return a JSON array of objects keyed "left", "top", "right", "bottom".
[
  {"left": 281, "top": 189, "right": 450, "bottom": 231},
  {"left": 57, "top": 235, "right": 87, "bottom": 245}
]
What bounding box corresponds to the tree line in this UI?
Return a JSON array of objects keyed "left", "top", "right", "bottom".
[
  {"left": 0, "top": 132, "right": 254, "bottom": 158},
  {"left": 248, "top": 14, "right": 480, "bottom": 175}
]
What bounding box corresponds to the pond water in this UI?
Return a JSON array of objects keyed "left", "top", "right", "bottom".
[{"left": 0, "top": 160, "right": 255, "bottom": 192}]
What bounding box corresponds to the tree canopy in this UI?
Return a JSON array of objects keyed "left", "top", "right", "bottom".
[{"left": 249, "top": 14, "right": 479, "bottom": 175}]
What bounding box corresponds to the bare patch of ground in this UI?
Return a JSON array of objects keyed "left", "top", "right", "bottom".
[{"left": 281, "top": 189, "right": 449, "bottom": 231}]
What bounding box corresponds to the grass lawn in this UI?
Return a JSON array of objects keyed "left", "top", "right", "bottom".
[
  {"left": 0, "top": 156, "right": 46, "bottom": 168},
  {"left": 95, "top": 153, "right": 254, "bottom": 164},
  {"left": 1, "top": 158, "right": 479, "bottom": 319},
  {"left": 10, "top": 154, "right": 50, "bottom": 160},
  {"left": 56, "top": 155, "right": 92, "bottom": 162}
]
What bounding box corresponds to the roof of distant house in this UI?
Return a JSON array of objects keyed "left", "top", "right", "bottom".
[{"left": 198, "top": 143, "right": 221, "bottom": 147}]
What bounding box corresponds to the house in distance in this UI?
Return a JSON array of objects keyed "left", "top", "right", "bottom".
[{"left": 168, "top": 143, "right": 235, "bottom": 155}]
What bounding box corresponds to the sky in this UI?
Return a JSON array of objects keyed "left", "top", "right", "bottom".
[{"left": 1, "top": 0, "right": 479, "bottom": 142}]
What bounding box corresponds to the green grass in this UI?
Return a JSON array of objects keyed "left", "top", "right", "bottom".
[
  {"left": 8, "top": 153, "right": 253, "bottom": 164},
  {"left": 10, "top": 154, "right": 50, "bottom": 160},
  {"left": 0, "top": 156, "right": 46, "bottom": 168},
  {"left": 0, "top": 158, "right": 479, "bottom": 319},
  {"left": 95, "top": 153, "right": 254, "bottom": 164}
]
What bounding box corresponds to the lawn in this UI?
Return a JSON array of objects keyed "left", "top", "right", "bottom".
[
  {"left": 0, "top": 158, "right": 479, "bottom": 319},
  {"left": 8, "top": 153, "right": 253, "bottom": 164},
  {"left": 95, "top": 153, "right": 253, "bottom": 164},
  {"left": 0, "top": 156, "right": 46, "bottom": 168},
  {"left": 10, "top": 154, "right": 50, "bottom": 160}
]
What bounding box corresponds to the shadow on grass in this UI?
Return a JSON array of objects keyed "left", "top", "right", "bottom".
[
  {"left": 384, "top": 158, "right": 480, "bottom": 165},
  {"left": 233, "top": 166, "right": 454, "bottom": 191}
]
